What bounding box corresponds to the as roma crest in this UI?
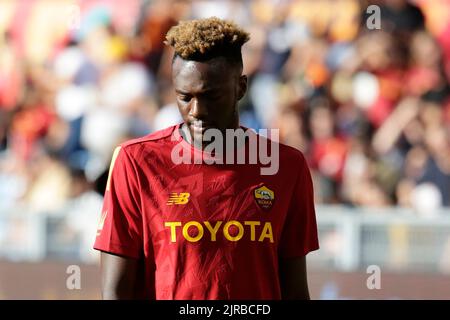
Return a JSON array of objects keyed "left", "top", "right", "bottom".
[{"left": 254, "top": 185, "right": 275, "bottom": 211}]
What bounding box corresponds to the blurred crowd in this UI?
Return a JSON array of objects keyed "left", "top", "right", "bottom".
[{"left": 0, "top": 0, "right": 449, "bottom": 222}]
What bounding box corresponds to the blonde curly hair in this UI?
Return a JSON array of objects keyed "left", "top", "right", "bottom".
[{"left": 165, "top": 17, "right": 250, "bottom": 64}]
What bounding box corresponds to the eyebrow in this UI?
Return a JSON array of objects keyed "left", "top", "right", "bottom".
[{"left": 175, "top": 88, "right": 220, "bottom": 95}]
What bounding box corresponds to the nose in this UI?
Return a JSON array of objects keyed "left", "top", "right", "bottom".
[{"left": 189, "top": 98, "right": 209, "bottom": 119}]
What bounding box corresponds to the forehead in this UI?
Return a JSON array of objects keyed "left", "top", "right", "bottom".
[{"left": 172, "top": 57, "right": 235, "bottom": 91}]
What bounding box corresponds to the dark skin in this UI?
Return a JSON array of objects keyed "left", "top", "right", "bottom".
[
  {"left": 172, "top": 55, "right": 246, "bottom": 148},
  {"left": 100, "top": 252, "right": 138, "bottom": 299},
  {"left": 100, "top": 55, "right": 311, "bottom": 300}
]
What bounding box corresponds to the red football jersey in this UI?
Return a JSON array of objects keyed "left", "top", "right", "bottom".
[{"left": 94, "top": 123, "right": 319, "bottom": 299}]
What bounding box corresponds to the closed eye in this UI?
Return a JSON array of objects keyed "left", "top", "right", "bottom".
[{"left": 178, "top": 94, "right": 192, "bottom": 102}]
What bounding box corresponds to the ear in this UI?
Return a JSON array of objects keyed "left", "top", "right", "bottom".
[{"left": 237, "top": 75, "right": 247, "bottom": 101}]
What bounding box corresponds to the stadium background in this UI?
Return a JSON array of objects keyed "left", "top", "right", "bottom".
[{"left": 0, "top": 0, "right": 449, "bottom": 299}]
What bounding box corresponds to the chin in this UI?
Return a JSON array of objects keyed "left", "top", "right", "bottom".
[{"left": 188, "top": 127, "right": 203, "bottom": 143}]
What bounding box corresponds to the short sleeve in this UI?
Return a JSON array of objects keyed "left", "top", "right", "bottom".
[
  {"left": 279, "top": 153, "right": 319, "bottom": 258},
  {"left": 93, "top": 146, "right": 143, "bottom": 259}
]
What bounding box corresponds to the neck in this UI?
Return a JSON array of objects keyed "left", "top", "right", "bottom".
[{"left": 181, "top": 117, "right": 241, "bottom": 151}]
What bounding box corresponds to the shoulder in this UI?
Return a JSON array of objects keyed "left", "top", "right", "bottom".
[
  {"left": 278, "top": 142, "right": 306, "bottom": 162},
  {"left": 277, "top": 142, "right": 309, "bottom": 180},
  {"left": 248, "top": 127, "right": 306, "bottom": 164},
  {"left": 121, "top": 123, "right": 179, "bottom": 149},
  {"left": 117, "top": 123, "right": 180, "bottom": 160},
  {"left": 253, "top": 128, "right": 310, "bottom": 178},
  {"left": 122, "top": 124, "right": 178, "bottom": 147}
]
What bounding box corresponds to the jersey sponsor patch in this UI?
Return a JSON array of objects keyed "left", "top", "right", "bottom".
[{"left": 164, "top": 220, "right": 274, "bottom": 243}]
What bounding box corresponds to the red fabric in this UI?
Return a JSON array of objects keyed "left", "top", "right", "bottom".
[
  {"left": 310, "top": 137, "right": 348, "bottom": 182},
  {"left": 367, "top": 95, "right": 395, "bottom": 128},
  {"left": 0, "top": 66, "right": 22, "bottom": 111},
  {"left": 364, "top": 70, "right": 402, "bottom": 128},
  {"left": 7, "top": 0, "right": 36, "bottom": 58},
  {"left": 10, "top": 105, "right": 55, "bottom": 160},
  {"left": 94, "top": 123, "right": 319, "bottom": 300},
  {"left": 404, "top": 67, "right": 440, "bottom": 96}
]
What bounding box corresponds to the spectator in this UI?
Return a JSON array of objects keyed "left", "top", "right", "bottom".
[{"left": 0, "top": 0, "right": 449, "bottom": 225}]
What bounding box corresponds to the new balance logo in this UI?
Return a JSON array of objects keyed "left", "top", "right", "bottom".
[{"left": 167, "top": 192, "right": 190, "bottom": 205}]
